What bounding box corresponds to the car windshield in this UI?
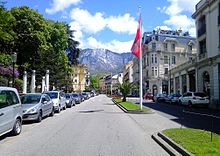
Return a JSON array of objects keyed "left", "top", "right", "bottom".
[
  {"left": 194, "top": 92, "right": 207, "bottom": 97},
  {"left": 65, "top": 94, "right": 71, "bottom": 98},
  {"left": 82, "top": 93, "right": 87, "bottom": 95},
  {"left": 45, "top": 92, "right": 58, "bottom": 99},
  {"left": 72, "top": 94, "right": 79, "bottom": 97},
  {"left": 21, "top": 94, "right": 41, "bottom": 104}
]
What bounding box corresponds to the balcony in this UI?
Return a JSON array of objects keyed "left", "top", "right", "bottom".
[
  {"left": 198, "top": 52, "right": 207, "bottom": 60},
  {"left": 198, "top": 25, "right": 206, "bottom": 37}
]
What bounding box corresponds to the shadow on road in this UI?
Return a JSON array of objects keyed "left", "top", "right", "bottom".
[{"left": 142, "top": 102, "right": 220, "bottom": 135}]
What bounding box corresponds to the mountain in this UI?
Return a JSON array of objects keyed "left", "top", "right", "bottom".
[{"left": 79, "top": 48, "right": 133, "bottom": 75}]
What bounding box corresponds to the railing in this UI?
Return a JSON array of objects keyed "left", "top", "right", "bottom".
[
  {"left": 198, "top": 52, "right": 207, "bottom": 60},
  {"left": 198, "top": 25, "right": 206, "bottom": 37}
]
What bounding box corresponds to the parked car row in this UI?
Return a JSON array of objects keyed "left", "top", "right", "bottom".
[
  {"left": 0, "top": 87, "right": 98, "bottom": 138},
  {"left": 152, "top": 91, "right": 210, "bottom": 107}
]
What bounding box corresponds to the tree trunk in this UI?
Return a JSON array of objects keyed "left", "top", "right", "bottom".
[{"left": 122, "top": 96, "right": 126, "bottom": 102}]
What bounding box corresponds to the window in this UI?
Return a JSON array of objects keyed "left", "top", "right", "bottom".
[
  {"left": 172, "top": 56, "right": 176, "bottom": 64},
  {"left": 199, "top": 39, "right": 206, "bottom": 54},
  {"left": 155, "top": 67, "right": 158, "bottom": 76},
  {"left": 151, "top": 67, "right": 154, "bottom": 76},
  {"left": 163, "top": 43, "right": 168, "bottom": 51},
  {"left": 171, "top": 43, "right": 175, "bottom": 51},
  {"left": 155, "top": 54, "right": 157, "bottom": 64},
  {"left": 75, "top": 79, "right": 77, "bottom": 83},
  {"left": 164, "top": 56, "right": 169, "bottom": 64},
  {"left": 151, "top": 54, "right": 154, "bottom": 63},
  {"left": 188, "top": 45, "right": 193, "bottom": 53},
  {"left": 152, "top": 43, "right": 156, "bottom": 50},
  {"left": 0, "top": 90, "right": 19, "bottom": 108},
  {"left": 164, "top": 68, "right": 168, "bottom": 75}
]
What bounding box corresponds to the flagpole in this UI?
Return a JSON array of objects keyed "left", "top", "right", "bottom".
[{"left": 139, "top": 7, "right": 143, "bottom": 110}]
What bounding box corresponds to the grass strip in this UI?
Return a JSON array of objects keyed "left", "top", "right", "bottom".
[
  {"left": 163, "top": 128, "right": 220, "bottom": 156},
  {"left": 114, "top": 98, "right": 150, "bottom": 111}
]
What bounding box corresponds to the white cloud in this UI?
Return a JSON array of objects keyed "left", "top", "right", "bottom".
[
  {"left": 46, "top": 0, "right": 81, "bottom": 14},
  {"left": 87, "top": 37, "right": 133, "bottom": 53},
  {"left": 107, "top": 14, "right": 137, "bottom": 35},
  {"left": 164, "top": 15, "right": 195, "bottom": 30},
  {"left": 69, "top": 8, "right": 138, "bottom": 52},
  {"left": 158, "top": 0, "right": 200, "bottom": 36},
  {"left": 70, "top": 8, "right": 106, "bottom": 33}
]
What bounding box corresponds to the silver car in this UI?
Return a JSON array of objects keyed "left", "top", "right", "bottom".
[
  {"left": 72, "top": 93, "right": 82, "bottom": 104},
  {"left": 21, "top": 93, "right": 54, "bottom": 122},
  {"left": 44, "top": 91, "right": 66, "bottom": 113},
  {"left": 0, "top": 87, "right": 22, "bottom": 136}
]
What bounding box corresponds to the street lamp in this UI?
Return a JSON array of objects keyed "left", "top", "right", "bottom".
[{"left": 11, "top": 52, "right": 17, "bottom": 88}]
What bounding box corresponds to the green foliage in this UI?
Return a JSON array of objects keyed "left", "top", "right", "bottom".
[
  {"left": 163, "top": 128, "right": 220, "bottom": 156},
  {"left": 89, "top": 75, "right": 101, "bottom": 90},
  {"left": 0, "top": 4, "right": 80, "bottom": 89},
  {"left": 119, "top": 81, "right": 132, "bottom": 102}
]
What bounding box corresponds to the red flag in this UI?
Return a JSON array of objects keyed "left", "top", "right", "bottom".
[{"left": 131, "top": 15, "right": 142, "bottom": 58}]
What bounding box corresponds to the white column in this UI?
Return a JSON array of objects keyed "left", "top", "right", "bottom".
[
  {"left": 173, "top": 77, "right": 176, "bottom": 94},
  {"left": 22, "top": 71, "right": 27, "bottom": 94},
  {"left": 45, "top": 70, "right": 49, "bottom": 91},
  {"left": 42, "top": 76, "right": 46, "bottom": 93},
  {"left": 187, "top": 74, "right": 190, "bottom": 92},
  {"left": 179, "top": 74, "right": 183, "bottom": 94},
  {"left": 31, "top": 70, "right": 36, "bottom": 93}
]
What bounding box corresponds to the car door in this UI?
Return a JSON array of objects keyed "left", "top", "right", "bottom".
[
  {"left": 41, "top": 96, "right": 49, "bottom": 117},
  {"left": 181, "top": 93, "right": 187, "bottom": 105},
  {"left": 0, "top": 90, "right": 20, "bottom": 134},
  {"left": 45, "top": 95, "right": 53, "bottom": 115},
  {"left": 59, "top": 92, "right": 66, "bottom": 108}
]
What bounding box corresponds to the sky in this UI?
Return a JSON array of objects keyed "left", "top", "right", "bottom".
[{"left": 5, "top": 0, "right": 200, "bottom": 53}]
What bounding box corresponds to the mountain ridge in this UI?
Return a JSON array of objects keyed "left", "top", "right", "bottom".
[{"left": 79, "top": 48, "right": 133, "bottom": 75}]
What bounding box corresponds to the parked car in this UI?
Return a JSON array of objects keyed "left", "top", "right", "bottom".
[
  {"left": 81, "top": 92, "right": 89, "bottom": 100},
  {"left": 178, "top": 92, "right": 209, "bottom": 107},
  {"left": 44, "top": 91, "right": 66, "bottom": 113},
  {"left": 0, "top": 87, "right": 22, "bottom": 136},
  {"left": 65, "top": 93, "right": 75, "bottom": 107},
  {"left": 153, "top": 93, "right": 167, "bottom": 102},
  {"left": 72, "top": 93, "right": 82, "bottom": 104},
  {"left": 144, "top": 92, "right": 153, "bottom": 100},
  {"left": 90, "top": 92, "right": 95, "bottom": 97},
  {"left": 164, "top": 93, "right": 182, "bottom": 104},
  {"left": 21, "top": 93, "right": 54, "bottom": 122}
]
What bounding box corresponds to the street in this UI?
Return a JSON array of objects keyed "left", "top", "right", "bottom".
[
  {"left": 143, "top": 101, "right": 220, "bottom": 135},
  {"left": 0, "top": 95, "right": 169, "bottom": 156}
]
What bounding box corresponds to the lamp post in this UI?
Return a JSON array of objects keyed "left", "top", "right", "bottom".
[{"left": 11, "top": 52, "right": 17, "bottom": 88}]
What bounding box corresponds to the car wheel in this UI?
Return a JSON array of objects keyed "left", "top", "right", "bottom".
[
  {"left": 37, "top": 111, "right": 42, "bottom": 122},
  {"left": 188, "top": 101, "right": 192, "bottom": 108},
  {"left": 50, "top": 107, "right": 54, "bottom": 117},
  {"left": 11, "top": 118, "right": 22, "bottom": 135},
  {"left": 57, "top": 106, "right": 61, "bottom": 113},
  {"left": 69, "top": 102, "right": 72, "bottom": 108},
  {"left": 63, "top": 104, "right": 66, "bottom": 110}
]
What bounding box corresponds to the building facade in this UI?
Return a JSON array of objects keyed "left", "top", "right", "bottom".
[
  {"left": 123, "top": 61, "right": 133, "bottom": 83},
  {"left": 169, "top": 0, "right": 220, "bottom": 109},
  {"left": 142, "top": 30, "right": 197, "bottom": 96},
  {"left": 71, "top": 64, "right": 87, "bottom": 92}
]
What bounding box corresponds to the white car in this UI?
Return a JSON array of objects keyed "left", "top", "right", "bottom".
[
  {"left": 0, "top": 87, "right": 22, "bottom": 136},
  {"left": 179, "top": 92, "right": 209, "bottom": 107},
  {"left": 44, "top": 91, "right": 66, "bottom": 113}
]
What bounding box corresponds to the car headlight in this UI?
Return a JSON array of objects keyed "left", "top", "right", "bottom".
[{"left": 27, "top": 107, "right": 38, "bottom": 113}]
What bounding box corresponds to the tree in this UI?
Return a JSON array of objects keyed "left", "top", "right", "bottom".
[
  {"left": 119, "top": 81, "right": 132, "bottom": 102},
  {"left": 66, "top": 25, "right": 80, "bottom": 65},
  {"left": 89, "top": 75, "right": 101, "bottom": 91}
]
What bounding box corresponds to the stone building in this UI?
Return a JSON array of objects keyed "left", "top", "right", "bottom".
[
  {"left": 142, "top": 30, "right": 197, "bottom": 95},
  {"left": 169, "top": 0, "right": 220, "bottom": 109}
]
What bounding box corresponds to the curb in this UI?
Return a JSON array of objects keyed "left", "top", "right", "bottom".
[
  {"left": 152, "top": 132, "right": 194, "bottom": 156},
  {"left": 158, "top": 132, "right": 194, "bottom": 156},
  {"left": 152, "top": 133, "right": 181, "bottom": 156},
  {"left": 112, "top": 99, "right": 154, "bottom": 114}
]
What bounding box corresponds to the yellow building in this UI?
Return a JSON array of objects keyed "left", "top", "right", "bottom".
[{"left": 71, "top": 64, "right": 87, "bottom": 92}]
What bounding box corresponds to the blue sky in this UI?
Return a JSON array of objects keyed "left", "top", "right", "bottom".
[{"left": 5, "top": 0, "right": 200, "bottom": 53}]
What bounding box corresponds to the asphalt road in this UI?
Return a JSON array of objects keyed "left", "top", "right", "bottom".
[
  {"left": 0, "top": 95, "right": 168, "bottom": 156},
  {"left": 143, "top": 101, "right": 220, "bottom": 135}
]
